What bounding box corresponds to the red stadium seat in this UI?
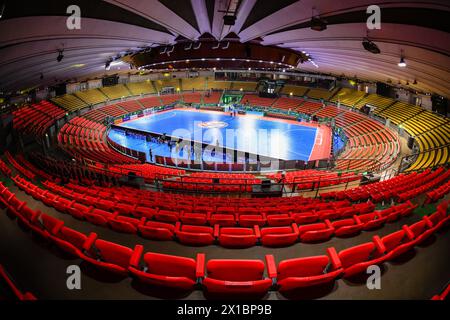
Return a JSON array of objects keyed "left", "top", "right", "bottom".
[
  {"left": 138, "top": 221, "right": 176, "bottom": 240},
  {"left": 332, "top": 216, "right": 364, "bottom": 237},
  {"left": 180, "top": 212, "right": 208, "bottom": 225},
  {"left": 108, "top": 216, "right": 145, "bottom": 234},
  {"left": 201, "top": 256, "right": 274, "bottom": 298},
  {"left": 129, "top": 246, "right": 204, "bottom": 291},
  {"left": 276, "top": 247, "right": 343, "bottom": 292},
  {"left": 216, "top": 225, "right": 260, "bottom": 248},
  {"left": 83, "top": 236, "right": 135, "bottom": 276},
  {"left": 298, "top": 220, "right": 334, "bottom": 243},
  {"left": 292, "top": 211, "right": 319, "bottom": 224},
  {"left": 260, "top": 224, "right": 299, "bottom": 247},
  {"left": 358, "top": 212, "right": 387, "bottom": 230},
  {"left": 208, "top": 213, "right": 236, "bottom": 226},
  {"left": 238, "top": 213, "right": 266, "bottom": 227},
  {"left": 381, "top": 225, "right": 416, "bottom": 260},
  {"left": 338, "top": 236, "right": 388, "bottom": 278},
  {"left": 175, "top": 223, "right": 215, "bottom": 246},
  {"left": 83, "top": 208, "right": 111, "bottom": 226}
]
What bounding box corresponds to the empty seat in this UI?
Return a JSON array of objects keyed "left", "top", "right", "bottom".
[
  {"left": 180, "top": 212, "right": 208, "bottom": 225},
  {"left": 83, "top": 208, "right": 111, "bottom": 226},
  {"left": 338, "top": 236, "right": 388, "bottom": 278},
  {"left": 276, "top": 247, "right": 343, "bottom": 292},
  {"left": 129, "top": 246, "right": 204, "bottom": 291},
  {"left": 108, "top": 216, "right": 145, "bottom": 234},
  {"left": 238, "top": 213, "right": 266, "bottom": 227},
  {"left": 358, "top": 212, "right": 387, "bottom": 230},
  {"left": 292, "top": 211, "right": 319, "bottom": 224},
  {"left": 154, "top": 209, "right": 179, "bottom": 223},
  {"left": 298, "top": 220, "right": 334, "bottom": 243},
  {"left": 332, "top": 216, "right": 364, "bottom": 237},
  {"left": 175, "top": 223, "right": 215, "bottom": 246},
  {"left": 217, "top": 226, "right": 259, "bottom": 248},
  {"left": 260, "top": 224, "right": 299, "bottom": 247},
  {"left": 208, "top": 213, "right": 236, "bottom": 226},
  {"left": 138, "top": 221, "right": 176, "bottom": 240},
  {"left": 201, "top": 256, "right": 274, "bottom": 298},
  {"left": 83, "top": 236, "right": 135, "bottom": 276},
  {"left": 381, "top": 226, "right": 416, "bottom": 260}
]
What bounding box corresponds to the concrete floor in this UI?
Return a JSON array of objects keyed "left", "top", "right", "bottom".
[{"left": 0, "top": 182, "right": 449, "bottom": 300}]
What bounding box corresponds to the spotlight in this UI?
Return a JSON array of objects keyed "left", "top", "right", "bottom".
[
  {"left": 310, "top": 16, "right": 327, "bottom": 31},
  {"left": 362, "top": 38, "right": 380, "bottom": 54},
  {"left": 0, "top": 4, "right": 5, "bottom": 19},
  {"left": 57, "top": 50, "right": 64, "bottom": 62},
  {"left": 398, "top": 57, "right": 406, "bottom": 67}
]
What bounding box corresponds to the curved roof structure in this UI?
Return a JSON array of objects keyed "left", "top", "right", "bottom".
[{"left": 0, "top": 0, "right": 449, "bottom": 97}]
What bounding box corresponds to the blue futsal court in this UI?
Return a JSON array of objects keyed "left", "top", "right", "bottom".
[{"left": 108, "top": 109, "right": 321, "bottom": 162}]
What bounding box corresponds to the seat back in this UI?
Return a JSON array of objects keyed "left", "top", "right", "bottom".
[
  {"left": 206, "top": 259, "right": 265, "bottom": 281},
  {"left": 144, "top": 252, "right": 196, "bottom": 280},
  {"left": 94, "top": 239, "right": 133, "bottom": 268},
  {"left": 278, "top": 256, "right": 329, "bottom": 280}
]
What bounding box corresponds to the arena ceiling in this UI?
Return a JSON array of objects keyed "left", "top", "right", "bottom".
[{"left": 0, "top": 0, "right": 449, "bottom": 98}]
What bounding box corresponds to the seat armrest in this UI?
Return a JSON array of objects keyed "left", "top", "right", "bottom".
[
  {"left": 175, "top": 221, "right": 182, "bottom": 232},
  {"left": 254, "top": 225, "right": 261, "bottom": 239},
  {"left": 129, "top": 245, "right": 144, "bottom": 268},
  {"left": 196, "top": 253, "right": 206, "bottom": 279},
  {"left": 327, "top": 247, "right": 342, "bottom": 269},
  {"left": 373, "top": 235, "right": 386, "bottom": 254},
  {"left": 423, "top": 215, "right": 434, "bottom": 228},
  {"left": 325, "top": 219, "right": 334, "bottom": 230},
  {"left": 265, "top": 255, "right": 277, "bottom": 279},
  {"left": 402, "top": 225, "right": 415, "bottom": 240},
  {"left": 213, "top": 224, "right": 220, "bottom": 238},
  {"left": 82, "top": 232, "right": 97, "bottom": 251},
  {"left": 291, "top": 223, "right": 299, "bottom": 235},
  {"left": 353, "top": 215, "right": 362, "bottom": 225}
]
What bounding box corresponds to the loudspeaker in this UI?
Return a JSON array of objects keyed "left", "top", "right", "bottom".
[{"left": 407, "top": 136, "right": 415, "bottom": 149}]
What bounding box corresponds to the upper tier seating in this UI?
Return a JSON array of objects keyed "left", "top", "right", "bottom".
[
  {"left": 306, "top": 87, "right": 338, "bottom": 100},
  {"left": 51, "top": 94, "right": 88, "bottom": 112},
  {"left": 374, "top": 101, "right": 423, "bottom": 125},
  {"left": 126, "top": 81, "right": 155, "bottom": 95},
  {"left": 154, "top": 79, "right": 180, "bottom": 91},
  {"left": 99, "top": 84, "right": 131, "bottom": 100},
  {"left": 182, "top": 77, "right": 207, "bottom": 91},
  {"left": 281, "top": 85, "right": 309, "bottom": 97},
  {"left": 230, "top": 81, "right": 257, "bottom": 91},
  {"left": 206, "top": 80, "right": 231, "bottom": 90},
  {"left": 353, "top": 93, "right": 395, "bottom": 110},
  {"left": 13, "top": 101, "right": 65, "bottom": 136},
  {"left": 74, "top": 89, "right": 108, "bottom": 105},
  {"left": 330, "top": 88, "right": 367, "bottom": 107}
]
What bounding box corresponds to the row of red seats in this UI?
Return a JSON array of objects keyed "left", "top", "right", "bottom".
[
  {"left": 5, "top": 152, "right": 36, "bottom": 180},
  {"left": 425, "top": 180, "right": 450, "bottom": 204},
  {"left": 397, "top": 169, "right": 450, "bottom": 202},
  {"left": 58, "top": 116, "right": 138, "bottom": 164},
  {"left": 116, "top": 100, "right": 146, "bottom": 113},
  {"left": 1, "top": 180, "right": 447, "bottom": 299},
  {"left": 320, "top": 168, "right": 446, "bottom": 203},
  {"left": 14, "top": 176, "right": 419, "bottom": 248},
  {"left": 0, "top": 264, "right": 36, "bottom": 301},
  {"left": 241, "top": 94, "right": 276, "bottom": 107},
  {"left": 267, "top": 170, "right": 360, "bottom": 189},
  {"left": 12, "top": 101, "right": 65, "bottom": 136},
  {"left": 201, "top": 92, "right": 221, "bottom": 104}
]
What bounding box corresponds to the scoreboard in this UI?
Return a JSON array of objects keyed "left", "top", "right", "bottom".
[{"left": 257, "top": 79, "right": 284, "bottom": 98}]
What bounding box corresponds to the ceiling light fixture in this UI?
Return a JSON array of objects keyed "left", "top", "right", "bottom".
[{"left": 398, "top": 56, "right": 406, "bottom": 67}]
